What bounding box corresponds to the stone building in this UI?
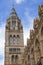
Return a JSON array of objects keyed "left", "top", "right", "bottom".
[
  {"left": 4, "top": 3, "right": 43, "bottom": 65},
  {"left": 23, "top": 4, "right": 43, "bottom": 65},
  {"left": 4, "top": 6, "right": 24, "bottom": 65}
]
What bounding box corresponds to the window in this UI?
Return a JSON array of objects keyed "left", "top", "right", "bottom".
[
  {"left": 17, "top": 48, "right": 20, "bottom": 51},
  {"left": 17, "top": 48, "right": 20, "bottom": 53},
  {"left": 13, "top": 35, "right": 20, "bottom": 43},
  {"left": 13, "top": 48, "right": 16, "bottom": 53},
  {"left": 9, "top": 48, "right": 12, "bottom": 53},
  {"left": 13, "top": 35, "right": 18, "bottom": 43},
  {"left": 9, "top": 48, "right": 16, "bottom": 54},
  {"left": 9, "top": 48, "right": 20, "bottom": 54},
  {"left": 11, "top": 55, "right": 15, "bottom": 63},
  {"left": 11, "top": 55, "right": 18, "bottom": 63},
  {"left": 16, "top": 35, "right": 20, "bottom": 42},
  {"left": 15, "top": 55, "right": 18, "bottom": 62},
  {"left": 13, "top": 35, "right": 16, "bottom": 43},
  {"left": 12, "top": 21, "right": 16, "bottom": 29},
  {"left": 9, "top": 35, "right": 13, "bottom": 44}
]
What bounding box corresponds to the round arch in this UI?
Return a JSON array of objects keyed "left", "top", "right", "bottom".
[{"left": 11, "top": 55, "right": 15, "bottom": 63}]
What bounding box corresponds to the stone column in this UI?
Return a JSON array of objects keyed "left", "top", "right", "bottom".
[{"left": 15, "top": 18, "right": 18, "bottom": 30}]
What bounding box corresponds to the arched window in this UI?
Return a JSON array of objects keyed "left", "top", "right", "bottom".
[
  {"left": 11, "top": 55, "right": 18, "bottom": 63},
  {"left": 16, "top": 35, "right": 20, "bottom": 42},
  {"left": 17, "top": 35, "right": 19, "bottom": 38},
  {"left": 9, "top": 35, "right": 13, "bottom": 44},
  {"left": 11, "top": 55, "right": 15, "bottom": 63},
  {"left": 41, "top": 27, "right": 43, "bottom": 36},
  {"left": 13, "top": 35, "right": 16, "bottom": 43},
  {"left": 12, "top": 21, "right": 16, "bottom": 29},
  {"left": 15, "top": 55, "right": 18, "bottom": 62},
  {"left": 13, "top": 35, "right": 20, "bottom": 43}
]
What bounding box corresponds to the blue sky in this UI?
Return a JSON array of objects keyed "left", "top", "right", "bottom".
[{"left": 0, "top": 0, "right": 43, "bottom": 65}]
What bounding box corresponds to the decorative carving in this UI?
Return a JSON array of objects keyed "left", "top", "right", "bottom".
[
  {"left": 24, "top": 4, "right": 43, "bottom": 65},
  {"left": 39, "top": 5, "right": 43, "bottom": 17}
]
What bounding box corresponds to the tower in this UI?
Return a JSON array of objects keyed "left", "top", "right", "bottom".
[
  {"left": 4, "top": 6, "right": 24, "bottom": 65},
  {"left": 38, "top": 5, "right": 43, "bottom": 65}
]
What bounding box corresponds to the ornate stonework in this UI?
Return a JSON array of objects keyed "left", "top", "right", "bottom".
[
  {"left": 23, "top": 4, "right": 43, "bottom": 65},
  {"left": 4, "top": 4, "right": 43, "bottom": 65}
]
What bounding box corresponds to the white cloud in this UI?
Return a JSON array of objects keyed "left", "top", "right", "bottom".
[
  {"left": 24, "top": 28, "right": 30, "bottom": 46},
  {"left": 0, "top": 23, "right": 5, "bottom": 65},
  {"left": 15, "top": 0, "right": 24, "bottom": 4},
  {"left": 0, "top": 60, "right": 4, "bottom": 65}
]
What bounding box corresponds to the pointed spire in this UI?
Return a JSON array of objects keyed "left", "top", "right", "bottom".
[{"left": 10, "top": 4, "right": 18, "bottom": 18}]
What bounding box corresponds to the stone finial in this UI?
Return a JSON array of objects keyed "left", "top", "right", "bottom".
[
  {"left": 34, "top": 18, "right": 39, "bottom": 29},
  {"left": 30, "top": 30, "right": 34, "bottom": 39},
  {"left": 39, "top": 5, "right": 43, "bottom": 17}
]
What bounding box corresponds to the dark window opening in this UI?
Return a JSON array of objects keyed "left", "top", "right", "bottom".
[{"left": 11, "top": 55, "right": 15, "bottom": 63}]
